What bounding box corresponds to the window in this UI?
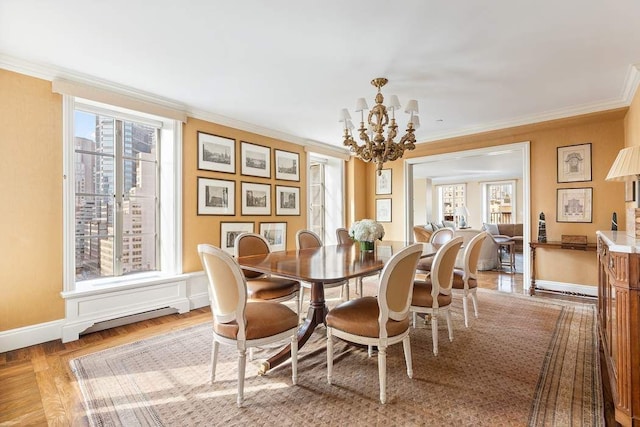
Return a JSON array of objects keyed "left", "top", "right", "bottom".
[
  {"left": 309, "top": 162, "right": 325, "bottom": 239},
  {"left": 437, "top": 184, "right": 465, "bottom": 221},
  {"left": 484, "top": 181, "right": 515, "bottom": 224}
]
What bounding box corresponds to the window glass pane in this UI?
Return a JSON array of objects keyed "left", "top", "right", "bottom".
[
  {"left": 75, "top": 152, "right": 114, "bottom": 196},
  {"left": 74, "top": 110, "right": 98, "bottom": 152},
  {"left": 122, "top": 232, "right": 156, "bottom": 275},
  {"left": 75, "top": 236, "right": 114, "bottom": 280},
  {"left": 75, "top": 195, "right": 114, "bottom": 237}
]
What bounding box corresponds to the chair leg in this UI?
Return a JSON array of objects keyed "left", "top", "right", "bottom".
[
  {"left": 471, "top": 290, "right": 479, "bottom": 318},
  {"left": 402, "top": 335, "right": 413, "bottom": 379},
  {"left": 210, "top": 339, "right": 219, "bottom": 383},
  {"left": 357, "top": 277, "right": 363, "bottom": 296},
  {"left": 343, "top": 282, "right": 349, "bottom": 301},
  {"left": 237, "top": 348, "right": 246, "bottom": 407},
  {"left": 431, "top": 315, "right": 439, "bottom": 356},
  {"left": 445, "top": 309, "right": 454, "bottom": 342},
  {"left": 291, "top": 332, "right": 298, "bottom": 385},
  {"left": 249, "top": 348, "right": 254, "bottom": 361},
  {"left": 368, "top": 345, "right": 373, "bottom": 357},
  {"left": 462, "top": 296, "right": 469, "bottom": 328},
  {"left": 378, "top": 345, "right": 387, "bottom": 404},
  {"left": 326, "top": 328, "right": 333, "bottom": 385},
  {"left": 412, "top": 311, "right": 417, "bottom": 328}
]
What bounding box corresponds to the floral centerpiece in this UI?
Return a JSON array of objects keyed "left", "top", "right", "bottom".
[{"left": 349, "top": 219, "right": 385, "bottom": 251}]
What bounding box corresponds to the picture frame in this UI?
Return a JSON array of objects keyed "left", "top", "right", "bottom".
[
  {"left": 376, "top": 169, "right": 392, "bottom": 195},
  {"left": 274, "top": 149, "right": 300, "bottom": 181},
  {"left": 260, "top": 222, "right": 287, "bottom": 252},
  {"left": 625, "top": 179, "right": 636, "bottom": 202},
  {"left": 220, "top": 222, "right": 254, "bottom": 255},
  {"left": 275, "top": 185, "right": 300, "bottom": 215},
  {"left": 557, "top": 143, "right": 592, "bottom": 183},
  {"left": 376, "top": 198, "right": 392, "bottom": 222},
  {"left": 197, "top": 177, "right": 235, "bottom": 215},
  {"left": 241, "top": 182, "right": 271, "bottom": 215},
  {"left": 557, "top": 187, "right": 592, "bottom": 223},
  {"left": 198, "top": 132, "right": 235, "bottom": 173},
  {"left": 241, "top": 141, "right": 271, "bottom": 178}
]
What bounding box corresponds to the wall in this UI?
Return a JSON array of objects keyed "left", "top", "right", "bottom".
[
  {"left": 359, "top": 109, "right": 627, "bottom": 287},
  {"left": 0, "top": 70, "right": 64, "bottom": 330}
]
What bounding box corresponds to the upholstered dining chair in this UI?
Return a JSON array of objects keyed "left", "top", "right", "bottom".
[
  {"left": 335, "top": 227, "right": 378, "bottom": 297},
  {"left": 415, "top": 227, "right": 455, "bottom": 275},
  {"left": 413, "top": 225, "right": 433, "bottom": 243},
  {"left": 297, "top": 229, "right": 350, "bottom": 308},
  {"left": 234, "top": 233, "right": 301, "bottom": 314},
  {"left": 326, "top": 243, "right": 423, "bottom": 404},
  {"left": 410, "top": 236, "right": 463, "bottom": 356},
  {"left": 197, "top": 244, "right": 299, "bottom": 407},
  {"left": 452, "top": 231, "right": 487, "bottom": 327}
]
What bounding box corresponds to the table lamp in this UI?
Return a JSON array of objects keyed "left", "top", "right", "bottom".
[
  {"left": 606, "top": 146, "right": 640, "bottom": 237},
  {"left": 455, "top": 206, "right": 470, "bottom": 228}
]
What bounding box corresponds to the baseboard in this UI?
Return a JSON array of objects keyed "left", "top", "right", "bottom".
[
  {"left": 0, "top": 319, "right": 65, "bottom": 353},
  {"left": 533, "top": 280, "right": 597, "bottom": 297}
]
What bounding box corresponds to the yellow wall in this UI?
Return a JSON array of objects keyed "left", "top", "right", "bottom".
[
  {"left": 358, "top": 109, "right": 627, "bottom": 287},
  {"left": 0, "top": 70, "right": 64, "bottom": 330},
  {"left": 625, "top": 86, "right": 640, "bottom": 148}
]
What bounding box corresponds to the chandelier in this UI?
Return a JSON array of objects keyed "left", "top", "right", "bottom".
[{"left": 339, "top": 77, "right": 419, "bottom": 175}]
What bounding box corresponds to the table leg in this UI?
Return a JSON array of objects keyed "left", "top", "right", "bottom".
[{"left": 259, "top": 281, "right": 328, "bottom": 374}]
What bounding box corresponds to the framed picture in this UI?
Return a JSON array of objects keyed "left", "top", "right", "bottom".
[
  {"left": 198, "top": 132, "right": 235, "bottom": 173},
  {"left": 376, "top": 169, "right": 392, "bottom": 195},
  {"left": 376, "top": 198, "right": 392, "bottom": 222},
  {"left": 275, "top": 149, "right": 300, "bottom": 181},
  {"left": 625, "top": 179, "right": 636, "bottom": 202},
  {"left": 275, "top": 185, "right": 300, "bottom": 215},
  {"left": 241, "top": 141, "right": 271, "bottom": 178},
  {"left": 557, "top": 187, "right": 592, "bottom": 223},
  {"left": 557, "top": 143, "right": 592, "bottom": 183},
  {"left": 197, "top": 177, "right": 235, "bottom": 215},
  {"left": 220, "top": 222, "right": 254, "bottom": 255},
  {"left": 260, "top": 222, "right": 287, "bottom": 252},
  {"left": 241, "top": 182, "right": 271, "bottom": 215}
]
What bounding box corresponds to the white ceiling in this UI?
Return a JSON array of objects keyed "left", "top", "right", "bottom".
[{"left": 1, "top": 1, "right": 639, "bottom": 161}]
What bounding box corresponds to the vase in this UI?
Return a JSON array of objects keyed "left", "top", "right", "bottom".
[{"left": 360, "top": 241, "right": 375, "bottom": 251}]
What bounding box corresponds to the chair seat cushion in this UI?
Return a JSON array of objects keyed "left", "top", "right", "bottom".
[
  {"left": 416, "top": 257, "right": 433, "bottom": 272},
  {"left": 246, "top": 277, "right": 300, "bottom": 300},
  {"left": 326, "top": 297, "right": 410, "bottom": 338},
  {"left": 214, "top": 301, "right": 299, "bottom": 340},
  {"left": 411, "top": 281, "right": 452, "bottom": 308},
  {"left": 451, "top": 269, "right": 478, "bottom": 289}
]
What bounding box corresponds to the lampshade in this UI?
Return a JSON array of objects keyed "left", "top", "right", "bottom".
[
  {"left": 388, "top": 95, "right": 401, "bottom": 111},
  {"left": 606, "top": 146, "right": 640, "bottom": 181},
  {"left": 404, "top": 99, "right": 419, "bottom": 114},
  {"left": 455, "top": 206, "right": 470, "bottom": 217},
  {"left": 411, "top": 116, "right": 421, "bottom": 130},
  {"left": 355, "top": 98, "right": 369, "bottom": 112}
]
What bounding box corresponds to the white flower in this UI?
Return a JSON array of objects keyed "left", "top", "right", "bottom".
[{"left": 349, "top": 219, "right": 385, "bottom": 242}]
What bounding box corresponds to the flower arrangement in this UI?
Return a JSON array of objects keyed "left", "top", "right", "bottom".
[{"left": 349, "top": 219, "right": 385, "bottom": 242}]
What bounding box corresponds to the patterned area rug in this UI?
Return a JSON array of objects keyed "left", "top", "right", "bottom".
[{"left": 70, "top": 290, "right": 602, "bottom": 426}]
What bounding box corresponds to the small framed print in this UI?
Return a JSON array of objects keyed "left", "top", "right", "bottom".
[
  {"left": 198, "top": 132, "right": 235, "bottom": 173},
  {"left": 376, "top": 198, "right": 392, "bottom": 222},
  {"left": 241, "top": 182, "right": 271, "bottom": 215},
  {"left": 625, "top": 179, "right": 636, "bottom": 202},
  {"left": 220, "top": 222, "right": 254, "bottom": 255},
  {"left": 376, "top": 169, "right": 392, "bottom": 195},
  {"left": 197, "top": 177, "right": 235, "bottom": 215},
  {"left": 557, "top": 143, "right": 592, "bottom": 183},
  {"left": 275, "top": 149, "right": 300, "bottom": 181},
  {"left": 260, "top": 222, "right": 287, "bottom": 252},
  {"left": 275, "top": 185, "right": 300, "bottom": 215},
  {"left": 557, "top": 187, "right": 593, "bottom": 223},
  {"left": 241, "top": 141, "right": 271, "bottom": 178}
]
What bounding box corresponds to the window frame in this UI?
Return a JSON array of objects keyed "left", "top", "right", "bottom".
[{"left": 482, "top": 180, "right": 516, "bottom": 224}]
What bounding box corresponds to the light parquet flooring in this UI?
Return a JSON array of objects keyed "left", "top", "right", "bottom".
[{"left": 0, "top": 260, "right": 609, "bottom": 426}]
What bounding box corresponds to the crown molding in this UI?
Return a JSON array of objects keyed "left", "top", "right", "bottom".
[{"left": 621, "top": 64, "right": 640, "bottom": 104}]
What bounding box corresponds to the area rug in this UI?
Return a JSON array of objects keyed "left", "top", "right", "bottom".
[{"left": 70, "top": 290, "right": 602, "bottom": 426}]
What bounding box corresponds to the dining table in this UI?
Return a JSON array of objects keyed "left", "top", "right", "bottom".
[{"left": 236, "top": 240, "right": 439, "bottom": 374}]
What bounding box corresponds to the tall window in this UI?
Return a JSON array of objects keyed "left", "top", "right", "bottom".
[
  {"left": 484, "top": 181, "right": 515, "bottom": 224},
  {"left": 74, "top": 109, "right": 159, "bottom": 280},
  {"left": 437, "top": 184, "right": 465, "bottom": 221},
  {"left": 309, "top": 162, "right": 325, "bottom": 239}
]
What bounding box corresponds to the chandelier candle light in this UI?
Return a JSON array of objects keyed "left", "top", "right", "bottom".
[{"left": 340, "top": 78, "right": 419, "bottom": 175}]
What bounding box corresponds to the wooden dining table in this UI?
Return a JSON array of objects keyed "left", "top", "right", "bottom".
[{"left": 236, "top": 240, "right": 439, "bottom": 374}]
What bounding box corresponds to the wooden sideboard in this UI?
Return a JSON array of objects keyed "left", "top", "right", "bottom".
[{"left": 597, "top": 231, "right": 640, "bottom": 426}]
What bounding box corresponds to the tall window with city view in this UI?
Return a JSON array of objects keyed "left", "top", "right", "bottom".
[{"left": 74, "top": 109, "right": 158, "bottom": 280}]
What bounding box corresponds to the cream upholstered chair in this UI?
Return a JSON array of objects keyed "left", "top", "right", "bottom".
[
  {"left": 452, "top": 231, "right": 487, "bottom": 327},
  {"left": 415, "top": 227, "right": 455, "bottom": 275},
  {"left": 197, "top": 244, "right": 299, "bottom": 407},
  {"left": 326, "top": 244, "right": 423, "bottom": 404},
  {"left": 234, "top": 233, "right": 301, "bottom": 314},
  {"left": 335, "top": 227, "right": 378, "bottom": 296},
  {"left": 297, "top": 229, "right": 350, "bottom": 307},
  {"left": 410, "top": 236, "right": 463, "bottom": 356},
  {"left": 413, "top": 225, "right": 433, "bottom": 243}
]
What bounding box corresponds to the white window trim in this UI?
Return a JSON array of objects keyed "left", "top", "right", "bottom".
[{"left": 482, "top": 179, "right": 516, "bottom": 224}]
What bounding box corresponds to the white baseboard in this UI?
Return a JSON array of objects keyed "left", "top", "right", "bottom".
[
  {"left": 533, "top": 280, "right": 597, "bottom": 297},
  {"left": 0, "top": 271, "right": 211, "bottom": 353}
]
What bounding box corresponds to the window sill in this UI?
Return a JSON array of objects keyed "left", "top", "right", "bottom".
[{"left": 61, "top": 272, "right": 189, "bottom": 299}]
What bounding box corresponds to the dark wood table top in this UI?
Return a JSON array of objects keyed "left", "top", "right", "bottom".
[{"left": 237, "top": 240, "right": 438, "bottom": 284}]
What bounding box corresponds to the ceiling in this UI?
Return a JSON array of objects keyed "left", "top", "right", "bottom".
[{"left": 1, "top": 1, "right": 639, "bottom": 162}]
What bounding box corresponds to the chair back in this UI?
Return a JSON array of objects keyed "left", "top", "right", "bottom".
[
  {"left": 234, "top": 233, "right": 270, "bottom": 279},
  {"left": 378, "top": 244, "right": 424, "bottom": 330},
  {"left": 430, "top": 227, "right": 455, "bottom": 244},
  {"left": 296, "top": 229, "right": 322, "bottom": 249},
  {"left": 336, "top": 227, "right": 353, "bottom": 244},
  {"left": 198, "top": 244, "right": 247, "bottom": 337},
  {"left": 413, "top": 225, "right": 432, "bottom": 242},
  {"left": 465, "top": 231, "right": 487, "bottom": 276},
  {"left": 431, "top": 236, "right": 463, "bottom": 297}
]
